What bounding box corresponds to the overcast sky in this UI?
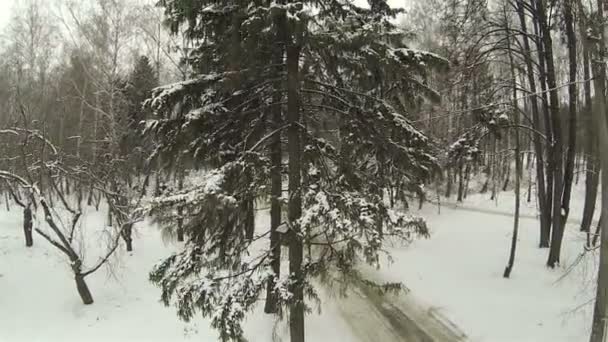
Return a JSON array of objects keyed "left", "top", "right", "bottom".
[
  {"left": 0, "top": 0, "right": 407, "bottom": 32},
  {"left": 0, "top": 0, "right": 12, "bottom": 31}
]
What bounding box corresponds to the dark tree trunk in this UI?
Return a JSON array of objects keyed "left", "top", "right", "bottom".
[
  {"left": 286, "top": 43, "right": 304, "bottom": 342},
  {"left": 445, "top": 168, "right": 453, "bottom": 198},
  {"left": 593, "top": 215, "right": 602, "bottom": 247},
  {"left": 518, "top": 0, "right": 550, "bottom": 247},
  {"left": 176, "top": 217, "right": 184, "bottom": 242},
  {"left": 264, "top": 70, "right": 283, "bottom": 314},
  {"left": 463, "top": 164, "right": 471, "bottom": 199},
  {"left": 504, "top": 23, "right": 521, "bottom": 278},
  {"left": 536, "top": 0, "right": 565, "bottom": 268},
  {"left": 575, "top": 154, "right": 581, "bottom": 185},
  {"left": 457, "top": 163, "right": 464, "bottom": 202},
  {"left": 75, "top": 274, "right": 94, "bottom": 305},
  {"left": 23, "top": 206, "right": 33, "bottom": 247},
  {"left": 245, "top": 197, "right": 255, "bottom": 240},
  {"left": 122, "top": 223, "right": 133, "bottom": 252},
  {"left": 589, "top": 1, "right": 608, "bottom": 333},
  {"left": 177, "top": 169, "right": 185, "bottom": 242},
  {"left": 532, "top": 2, "right": 553, "bottom": 242},
  {"left": 581, "top": 43, "right": 598, "bottom": 233},
  {"left": 87, "top": 185, "right": 94, "bottom": 206},
  {"left": 557, "top": 0, "right": 578, "bottom": 243},
  {"left": 582, "top": 158, "right": 599, "bottom": 236},
  {"left": 502, "top": 159, "right": 511, "bottom": 192},
  {"left": 491, "top": 138, "right": 498, "bottom": 200}
]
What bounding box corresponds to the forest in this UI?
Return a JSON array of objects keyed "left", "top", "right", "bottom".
[{"left": 0, "top": 0, "right": 607, "bottom": 341}]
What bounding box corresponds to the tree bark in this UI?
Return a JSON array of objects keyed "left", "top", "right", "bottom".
[
  {"left": 504, "top": 19, "right": 521, "bottom": 278},
  {"left": 286, "top": 42, "right": 304, "bottom": 342},
  {"left": 517, "top": 0, "right": 550, "bottom": 247},
  {"left": 593, "top": 215, "right": 602, "bottom": 248},
  {"left": 445, "top": 168, "right": 453, "bottom": 198},
  {"left": 532, "top": 1, "right": 553, "bottom": 241},
  {"left": 23, "top": 205, "right": 33, "bottom": 247},
  {"left": 122, "top": 223, "right": 133, "bottom": 252},
  {"left": 264, "top": 73, "right": 283, "bottom": 314},
  {"left": 557, "top": 0, "right": 578, "bottom": 242},
  {"left": 581, "top": 36, "right": 599, "bottom": 234},
  {"left": 457, "top": 162, "right": 464, "bottom": 202},
  {"left": 75, "top": 273, "right": 94, "bottom": 305},
  {"left": 536, "top": 0, "right": 565, "bottom": 268},
  {"left": 589, "top": 0, "right": 608, "bottom": 338}
]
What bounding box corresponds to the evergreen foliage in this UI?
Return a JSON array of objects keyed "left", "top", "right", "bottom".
[{"left": 145, "top": 0, "right": 447, "bottom": 340}]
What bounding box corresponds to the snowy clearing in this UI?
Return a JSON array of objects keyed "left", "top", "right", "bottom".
[
  {"left": 0, "top": 182, "right": 600, "bottom": 342},
  {"left": 372, "top": 183, "right": 600, "bottom": 342}
]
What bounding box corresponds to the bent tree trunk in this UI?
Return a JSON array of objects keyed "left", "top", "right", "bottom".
[
  {"left": 75, "top": 273, "right": 94, "bottom": 305},
  {"left": 122, "top": 223, "right": 133, "bottom": 252},
  {"left": 504, "top": 23, "right": 521, "bottom": 278},
  {"left": 23, "top": 206, "right": 33, "bottom": 247}
]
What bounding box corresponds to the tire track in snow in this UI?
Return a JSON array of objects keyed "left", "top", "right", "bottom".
[{"left": 335, "top": 281, "right": 467, "bottom": 342}]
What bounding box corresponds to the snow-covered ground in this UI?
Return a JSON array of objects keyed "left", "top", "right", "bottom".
[
  {"left": 373, "top": 182, "right": 600, "bottom": 342},
  {"left": 0, "top": 205, "right": 356, "bottom": 342},
  {"left": 0, "top": 180, "right": 601, "bottom": 341}
]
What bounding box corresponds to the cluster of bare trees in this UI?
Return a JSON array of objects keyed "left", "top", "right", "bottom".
[
  {"left": 0, "top": 0, "right": 184, "bottom": 305},
  {"left": 408, "top": 0, "right": 608, "bottom": 339}
]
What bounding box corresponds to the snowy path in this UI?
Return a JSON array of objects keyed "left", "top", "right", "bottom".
[
  {"left": 436, "top": 200, "right": 599, "bottom": 227},
  {"left": 335, "top": 280, "right": 467, "bottom": 342}
]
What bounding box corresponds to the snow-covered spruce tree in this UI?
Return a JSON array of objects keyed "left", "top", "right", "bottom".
[{"left": 145, "top": 1, "right": 446, "bottom": 341}]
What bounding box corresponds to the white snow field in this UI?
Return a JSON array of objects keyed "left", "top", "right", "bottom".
[
  {"left": 374, "top": 182, "right": 600, "bottom": 342},
  {"left": 0, "top": 206, "right": 357, "bottom": 342},
  {"left": 0, "top": 181, "right": 601, "bottom": 341}
]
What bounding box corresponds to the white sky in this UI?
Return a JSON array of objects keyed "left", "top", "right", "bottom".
[
  {"left": 0, "top": 0, "right": 13, "bottom": 31},
  {"left": 0, "top": 0, "right": 409, "bottom": 32}
]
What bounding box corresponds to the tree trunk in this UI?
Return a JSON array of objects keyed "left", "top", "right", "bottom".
[
  {"left": 527, "top": 157, "right": 533, "bottom": 203},
  {"left": 593, "top": 215, "right": 602, "bottom": 247},
  {"left": 23, "top": 206, "right": 33, "bottom": 247},
  {"left": 588, "top": 1, "right": 608, "bottom": 335},
  {"left": 445, "top": 168, "right": 452, "bottom": 198},
  {"left": 557, "top": 0, "right": 578, "bottom": 244},
  {"left": 589, "top": 51, "right": 608, "bottom": 342},
  {"left": 502, "top": 157, "right": 511, "bottom": 192},
  {"left": 517, "top": 0, "right": 550, "bottom": 247},
  {"left": 491, "top": 138, "right": 498, "bottom": 200},
  {"left": 537, "top": 0, "right": 566, "bottom": 268},
  {"left": 504, "top": 21, "right": 521, "bottom": 278},
  {"left": 245, "top": 198, "right": 255, "bottom": 240},
  {"left": 287, "top": 43, "right": 304, "bottom": 342},
  {"left": 264, "top": 73, "right": 283, "bottom": 314},
  {"left": 75, "top": 273, "right": 94, "bottom": 305},
  {"left": 581, "top": 39, "right": 599, "bottom": 233},
  {"left": 457, "top": 163, "right": 465, "bottom": 202},
  {"left": 122, "top": 223, "right": 133, "bottom": 252},
  {"left": 532, "top": 1, "right": 553, "bottom": 242}
]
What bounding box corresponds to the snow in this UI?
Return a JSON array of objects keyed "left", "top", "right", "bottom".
[
  {"left": 371, "top": 181, "right": 600, "bottom": 342},
  {"left": 0, "top": 170, "right": 602, "bottom": 341},
  {"left": 0, "top": 203, "right": 357, "bottom": 342}
]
